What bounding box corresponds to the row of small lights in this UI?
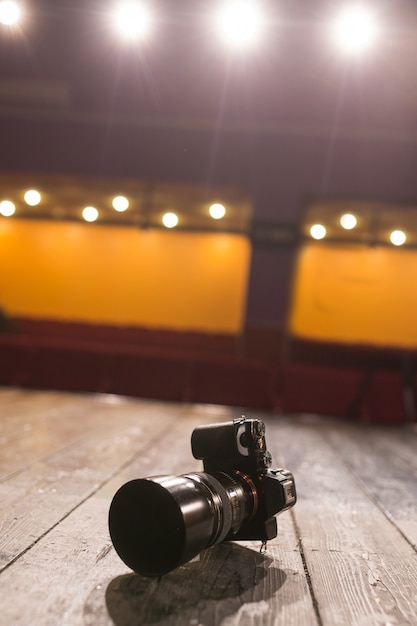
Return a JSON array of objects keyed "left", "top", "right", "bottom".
[
  {"left": 309, "top": 213, "right": 408, "bottom": 246},
  {"left": 1, "top": 0, "right": 380, "bottom": 55},
  {"left": 0, "top": 191, "right": 228, "bottom": 227},
  {"left": 1, "top": 195, "right": 411, "bottom": 243}
]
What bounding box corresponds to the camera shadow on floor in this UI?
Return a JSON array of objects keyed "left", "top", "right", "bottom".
[{"left": 100, "top": 542, "right": 299, "bottom": 626}]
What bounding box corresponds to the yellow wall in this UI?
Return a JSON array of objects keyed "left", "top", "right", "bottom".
[
  {"left": 0, "top": 220, "right": 250, "bottom": 333},
  {"left": 290, "top": 243, "right": 417, "bottom": 349}
]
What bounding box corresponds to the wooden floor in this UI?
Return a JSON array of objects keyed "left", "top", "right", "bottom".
[{"left": 1, "top": 389, "right": 417, "bottom": 626}]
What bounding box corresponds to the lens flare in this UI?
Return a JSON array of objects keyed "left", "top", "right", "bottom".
[
  {"left": 217, "top": 1, "right": 263, "bottom": 48},
  {"left": 0, "top": 1, "right": 21, "bottom": 26},
  {"left": 333, "top": 6, "right": 377, "bottom": 54},
  {"left": 114, "top": 2, "right": 151, "bottom": 40}
]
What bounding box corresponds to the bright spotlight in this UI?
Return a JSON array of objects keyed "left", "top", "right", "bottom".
[
  {"left": 82, "top": 206, "right": 99, "bottom": 222},
  {"left": 162, "top": 212, "right": 179, "bottom": 228},
  {"left": 0, "top": 200, "right": 16, "bottom": 216},
  {"left": 217, "top": 1, "right": 263, "bottom": 48},
  {"left": 340, "top": 213, "right": 357, "bottom": 230},
  {"left": 390, "top": 230, "right": 406, "bottom": 246},
  {"left": 112, "top": 195, "right": 129, "bottom": 212},
  {"left": 209, "top": 203, "right": 226, "bottom": 220},
  {"left": 333, "top": 6, "right": 377, "bottom": 54},
  {"left": 113, "top": 2, "right": 151, "bottom": 40},
  {"left": 0, "top": 1, "right": 21, "bottom": 26},
  {"left": 310, "top": 224, "right": 327, "bottom": 240},
  {"left": 24, "top": 189, "right": 41, "bottom": 206}
]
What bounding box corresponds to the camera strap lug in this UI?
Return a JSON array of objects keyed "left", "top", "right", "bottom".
[{"left": 260, "top": 540, "right": 268, "bottom": 554}]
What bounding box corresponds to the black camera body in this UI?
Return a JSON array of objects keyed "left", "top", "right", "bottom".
[
  {"left": 191, "top": 417, "right": 296, "bottom": 542},
  {"left": 109, "top": 417, "right": 296, "bottom": 577}
]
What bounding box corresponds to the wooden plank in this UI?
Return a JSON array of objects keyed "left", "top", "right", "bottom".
[
  {"left": 0, "top": 386, "right": 25, "bottom": 407},
  {"left": 0, "top": 392, "right": 186, "bottom": 571},
  {"left": 0, "top": 389, "right": 92, "bottom": 433},
  {"left": 0, "top": 499, "right": 313, "bottom": 626},
  {"left": 0, "top": 395, "right": 315, "bottom": 625},
  {"left": 265, "top": 415, "right": 417, "bottom": 626},
  {"left": 324, "top": 422, "right": 417, "bottom": 550},
  {"left": 8, "top": 391, "right": 417, "bottom": 625},
  {"left": 0, "top": 391, "right": 146, "bottom": 478}
]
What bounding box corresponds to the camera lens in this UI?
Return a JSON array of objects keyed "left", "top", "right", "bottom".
[{"left": 108, "top": 472, "right": 256, "bottom": 577}]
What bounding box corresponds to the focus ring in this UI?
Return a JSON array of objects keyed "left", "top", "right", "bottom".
[{"left": 185, "top": 473, "right": 233, "bottom": 545}]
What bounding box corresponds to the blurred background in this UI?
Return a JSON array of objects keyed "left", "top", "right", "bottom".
[{"left": 1, "top": 0, "right": 417, "bottom": 421}]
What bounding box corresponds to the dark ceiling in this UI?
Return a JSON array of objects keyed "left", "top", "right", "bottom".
[
  {"left": 2, "top": 1, "right": 417, "bottom": 125},
  {"left": 1, "top": 0, "right": 417, "bottom": 223}
]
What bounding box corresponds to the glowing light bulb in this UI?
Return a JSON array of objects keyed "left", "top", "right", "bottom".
[
  {"left": 0, "top": 1, "right": 21, "bottom": 26},
  {"left": 82, "top": 206, "right": 99, "bottom": 222},
  {"left": 162, "top": 212, "right": 179, "bottom": 228},
  {"left": 24, "top": 189, "right": 41, "bottom": 206},
  {"left": 209, "top": 203, "right": 226, "bottom": 219},
  {"left": 333, "top": 6, "right": 377, "bottom": 54},
  {"left": 217, "top": 1, "right": 263, "bottom": 48},
  {"left": 0, "top": 200, "right": 16, "bottom": 216},
  {"left": 310, "top": 224, "right": 327, "bottom": 240},
  {"left": 390, "top": 230, "right": 406, "bottom": 246},
  {"left": 112, "top": 195, "right": 129, "bottom": 212},
  {"left": 340, "top": 213, "right": 357, "bottom": 230}
]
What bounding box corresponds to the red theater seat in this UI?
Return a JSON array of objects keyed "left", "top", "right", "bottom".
[
  {"left": 0, "top": 336, "right": 37, "bottom": 387},
  {"left": 30, "top": 344, "right": 113, "bottom": 393},
  {"left": 191, "top": 357, "right": 275, "bottom": 410},
  {"left": 281, "top": 363, "right": 364, "bottom": 418},
  {"left": 109, "top": 349, "right": 194, "bottom": 402},
  {"left": 360, "top": 371, "right": 406, "bottom": 423}
]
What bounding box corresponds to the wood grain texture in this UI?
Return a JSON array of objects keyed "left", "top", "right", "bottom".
[
  {"left": 0, "top": 395, "right": 181, "bottom": 571},
  {"left": 324, "top": 421, "right": 417, "bottom": 550},
  {"left": 1, "top": 390, "right": 416, "bottom": 625},
  {"left": 265, "top": 415, "right": 417, "bottom": 626}
]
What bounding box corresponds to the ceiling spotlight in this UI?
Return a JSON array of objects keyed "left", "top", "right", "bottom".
[
  {"left": 209, "top": 203, "right": 226, "bottom": 219},
  {"left": 24, "top": 189, "right": 41, "bottom": 206},
  {"left": 0, "top": 1, "right": 21, "bottom": 26},
  {"left": 217, "top": 1, "right": 264, "bottom": 48},
  {"left": 113, "top": 2, "right": 151, "bottom": 40},
  {"left": 333, "top": 6, "right": 377, "bottom": 54},
  {"left": 0, "top": 200, "right": 16, "bottom": 216},
  {"left": 310, "top": 224, "right": 327, "bottom": 240},
  {"left": 162, "top": 212, "right": 179, "bottom": 228},
  {"left": 82, "top": 206, "right": 99, "bottom": 222},
  {"left": 390, "top": 230, "right": 406, "bottom": 246},
  {"left": 112, "top": 195, "right": 129, "bottom": 212},
  {"left": 340, "top": 213, "right": 357, "bottom": 230}
]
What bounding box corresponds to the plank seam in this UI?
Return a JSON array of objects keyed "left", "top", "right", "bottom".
[
  {"left": 290, "top": 508, "right": 324, "bottom": 626},
  {"left": 0, "top": 421, "right": 175, "bottom": 575},
  {"left": 0, "top": 431, "right": 102, "bottom": 485},
  {"left": 337, "top": 456, "right": 417, "bottom": 554},
  {"left": 320, "top": 429, "right": 417, "bottom": 555}
]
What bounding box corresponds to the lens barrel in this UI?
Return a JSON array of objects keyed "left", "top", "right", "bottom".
[{"left": 108, "top": 471, "right": 255, "bottom": 577}]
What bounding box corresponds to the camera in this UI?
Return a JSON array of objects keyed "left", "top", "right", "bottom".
[{"left": 108, "top": 417, "right": 296, "bottom": 578}]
